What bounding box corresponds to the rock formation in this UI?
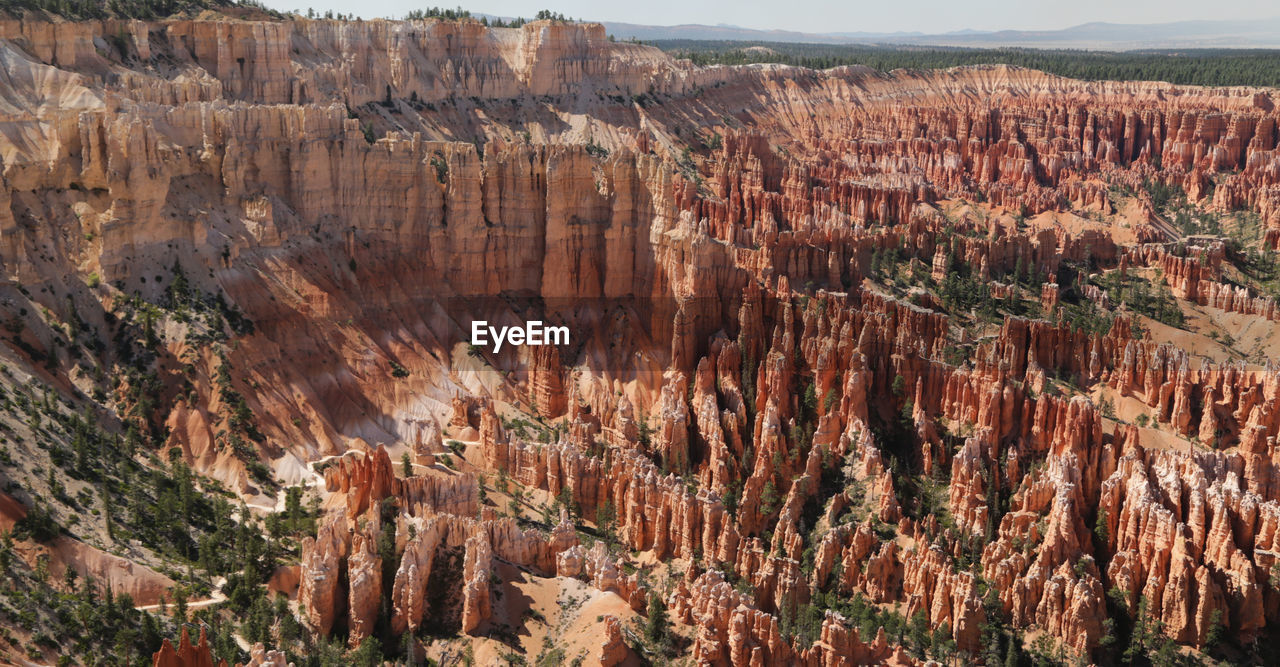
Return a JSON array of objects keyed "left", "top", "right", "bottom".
[
  {"left": 9, "top": 9, "right": 1280, "bottom": 666},
  {"left": 598, "top": 615, "right": 628, "bottom": 666},
  {"left": 151, "top": 627, "right": 222, "bottom": 667}
]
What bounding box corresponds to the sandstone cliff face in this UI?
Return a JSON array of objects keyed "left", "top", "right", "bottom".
[
  {"left": 598, "top": 615, "right": 628, "bottom": 666},
  {"left": 459, "top": 532, "right": 493, "bottom": 634},
  {"left": 298, "top": 514, "right": 349, "bottom": 637},
  {"left": 324, "top": 444, "right": 478, "bottom": 519},
  {"left": 346, "top": 531, "right": 382, "bottom": 646},
  {"left": 151, "top": 627, "right": 221, "bottom": 667},
  {"left": 298, "top": 448, "right": 640, "bottom": 644},
  {"left": 1097, "top": 445, "right": 1270, "bottom": 644}
]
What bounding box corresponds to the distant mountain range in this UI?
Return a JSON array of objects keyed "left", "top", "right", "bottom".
[{"left": 599, "top": 17, "right": 1280, "bottom": 50}]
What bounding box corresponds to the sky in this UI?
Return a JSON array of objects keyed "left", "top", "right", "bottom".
[{"left": 258, "top": 0, "right": 1275, "bottom": 35}]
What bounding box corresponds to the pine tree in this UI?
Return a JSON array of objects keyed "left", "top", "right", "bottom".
[
  {"left": 1094, "top": 507, "right": 1109, "bottom": 547},
  {"left": 351, "top": 636, "right": 383, "bottom": 666},
  {"left": 907, "top": 610, "right": 930, "bottom": 658},
  {"left": 1, "top": 530, "right": 13, "bottom": 574},
  {"left": 173, "top": 585, "right": 188, "bottom": 624},
  {"left": 891, "top": 374, "right": 907, "bottom": 397},
  {"left": 1203, "top": 608, "right": 1224, "bottom": 649},
  {"left": 645, "top": 592, "right": 671, "bottom": 652},
  {"left": 1123, "top": 597, "right": 1152, "bottom": 664},
  {"left": 403, "top": 629, "right": 418, "bottom": 665},
  {"left": 1003, "top": 635, "right": 1019, "bottom": 667}
]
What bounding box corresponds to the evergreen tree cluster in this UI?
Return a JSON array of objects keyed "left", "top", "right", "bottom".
[
  {"left": 4, "top": 0, "right": 282, "bottom": 20},
  {"left": 657, "top": 40, "right": 1280, "bottom": 88},
  {"left": 402, "top": 6, "right": 575, "bottom": 27}
]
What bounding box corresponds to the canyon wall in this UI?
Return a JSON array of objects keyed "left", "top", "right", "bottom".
[{"left": 5, "top": 13, "right": 1280, "bottom": 666}]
